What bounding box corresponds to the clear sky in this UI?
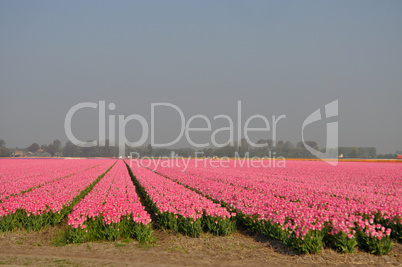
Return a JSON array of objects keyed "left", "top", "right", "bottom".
[{"left": 0, "top": 1, "right": 401, "bottom": 153}]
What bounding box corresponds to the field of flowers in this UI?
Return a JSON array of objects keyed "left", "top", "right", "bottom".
[
  {"left": 0, "top": 158, "right": 401, "bottom": 255},
  {"left": 127, "top": 162, "right": 235, "bottom": 237},
  {"left": 0, "top": 159, "right": 114, "bottom": 231},
  {"left": 0, "top": 159, "right": 104, "bottom": 201},
  {"left": 66, "top": 160, "right": 152, "bottom": 243},
  {"left": 139, "top": 159, "right": 402, "bottom": 255}
]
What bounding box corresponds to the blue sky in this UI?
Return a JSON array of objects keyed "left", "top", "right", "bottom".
[{"left": 0, "top": 1, "right": 401, "bottom": 153}]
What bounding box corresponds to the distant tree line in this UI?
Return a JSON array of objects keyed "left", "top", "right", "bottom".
[
  {"left": 0, "top": 138, "right": 398, "bottom": 159},
  {"left": 376, "top": 153, "right": 399, "bottom": 159},
  {"left": 338, "top": 147, "right": 377, "bottom": 159},
  {"left": 0, "top": 139, "right": 9, "bottom": 157},
  {"left": 200, "top": 140, "right": 379, "bottom": 159},
  {"left": 64, "top": 140, "right": 119, "bottom": 157}
]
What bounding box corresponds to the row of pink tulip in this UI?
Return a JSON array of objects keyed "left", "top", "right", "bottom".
[
  {"left": 66, "top": 160, "right": 152, "bottom": 243},
  {"left": 0, "top": 159, "right": 74, "bottom": 183},
  {"left": 144, "top": 159, "right": 400, "bottom": 254},
  {"left": 0, "top": 160, "right": 113, "bottom": 218},
  {"left": 149, "top": 160, "right": 401, "bottom": 230},
  {"left": 129, "top": 162, "right": 231, "bottom": 221},
  {"left": 127, "top": 161, "right": 235, "bottom": 236},
  {"left": 0, "top": 159, "right": 100, "bottom": 185},
  {"left": 0, "top": 159, "right": 114, "bottom": 232},
  {"left": 67, "top": 160, "right": 151, "bottom": 229},
  {"left": 0, "top": 159, "right": 104, "bottom": 201}
]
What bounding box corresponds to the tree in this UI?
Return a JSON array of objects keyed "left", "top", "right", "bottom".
[
  {"left": 53, "top": 140, "right": 62, "bottom": 153},
  {"left": 147, "top": 144, "right": 153, "bottom": 156},
  {"left": 82, "top": 141, "right": 100, "bottom": 157},
  {"left": 274, "top": 140, "right": 284, "bottom": 156},
  {"left": 350, "top": 147, "right": 359, "bottom": 158},
  {"left": 0, "top": 139, "right": 9, "bottom": 157},
  {"left": 377, "top": 153, "right": 396, "bottom": 159},
  {"left": 42, "top": 145, "right": 55, "bottom": 156},
  {"left": 305, "top": 141, "right": 319, "bottom": 151},
  {"left": 369, "top": 147, "right": 376, "bottom": 158},
  {"left": 238, "top": 138, "right": 251, "bottom": 157},
  {"left": 283, "top": 141, "right": 294, "bottom": 155},
  {"left": 101, "top": 139, "right": 118, "bottom": 157},
  {"left": 27, "top": 143, "right": 40, "bottom": 153},
  {"left": 64, "top": 141, "right": 81, "bottom": 157}
]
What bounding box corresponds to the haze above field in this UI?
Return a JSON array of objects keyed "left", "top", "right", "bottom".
[{"left": 0, "top": 1, "right": 401, "bottom": 154}]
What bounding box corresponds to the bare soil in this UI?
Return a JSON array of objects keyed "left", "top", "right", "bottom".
[{"left": 0, "top": 226, "right": 401, "bottom": 266}]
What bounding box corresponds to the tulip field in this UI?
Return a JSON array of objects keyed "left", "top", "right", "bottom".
[
  {"left": 137, "top": 159, "right": 402, "bottom": 255},
  {"left": 66, "top": 160, "right": 152, "bottom": 243},
  {"left": 0, "top": 158, "right": 401, "bottom": 255},
  {"left": 128, "top": 164, "right": 235, "bottom": 237},
  {"left": 0, "top": 159, "right": 107, "bottom": 201},
  {"left": 0, "top": 159, "right": 114, "bottom": 232}
]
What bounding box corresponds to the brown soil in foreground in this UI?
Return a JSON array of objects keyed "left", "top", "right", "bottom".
[{"left": 0, "top": 226, "right": 401, "bottom": 266}]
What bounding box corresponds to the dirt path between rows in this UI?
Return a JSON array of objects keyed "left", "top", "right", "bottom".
[{"left": 0, "top": 227, "right": 401, "bottom": 266}]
